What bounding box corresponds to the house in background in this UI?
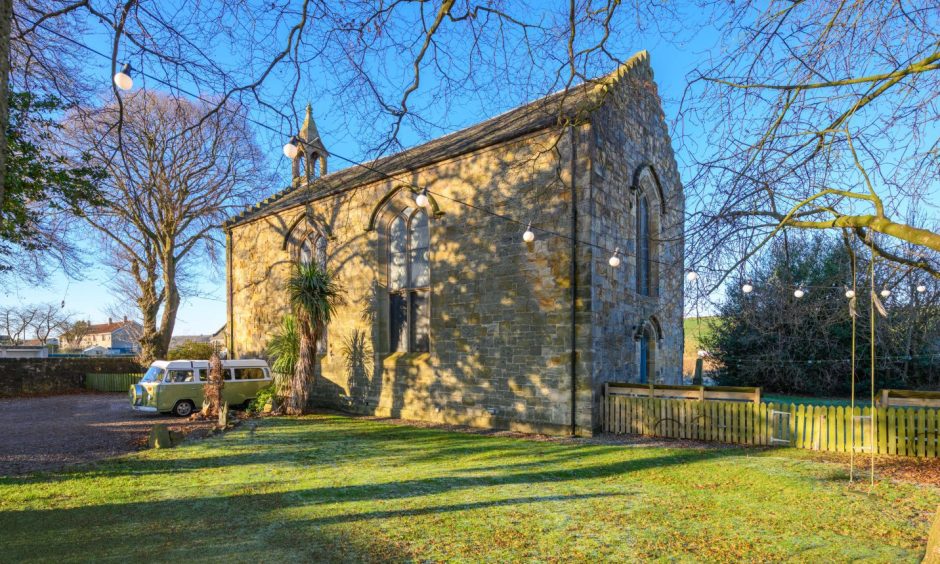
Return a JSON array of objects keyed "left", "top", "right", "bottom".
[
  {"left": 225, "top": 51, "right": 685, "bottom": 435},
  {"left": 81, "top": 345, "right": 108, "bottom": 357},
  {"left": 210, "top": 325, "right": 227, "bottom": 355},
  {"left": 60, "top": 317, "right": 143, "bottom": 354}
]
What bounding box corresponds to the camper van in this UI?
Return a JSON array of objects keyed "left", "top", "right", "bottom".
[{"left": 129, "top": 359, "right": 272, "bottom": 416}]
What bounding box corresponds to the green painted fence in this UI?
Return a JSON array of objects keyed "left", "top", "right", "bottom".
[
  {"left": 84, "top": 373, "right": 144, "bottom": 393},
  {"left": 603, "top": 384, "right": 940, "bottom": 458}
]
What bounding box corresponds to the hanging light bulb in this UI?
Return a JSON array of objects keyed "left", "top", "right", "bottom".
[
  {"left": 415, "top": 189, "right": 430, "bottom": 208},
  {"left": 845, "top": 289, "right": 856, "bottom": 299},
  {"left": 113, "top": 63, "right": 134, "bottom": 91},
  {"left": 794, "top": 287, "right": 806, "bottom": 299},
  {"left": 522, "top": 222, "right": 535, "bottom": 243},
  {"left": 608, "top": 248, "right": 621, "bottom": 268},
  {"left": 880, "top": 288, "right": 891, "bottom": 298},
  {"left": 917, "top": 284, "right": 927, "bottom": 293},
  {"left": 283, "top": 136, "right": 300, "bottom": 159},
  {"left": 686, "top": 271, "right": 699, "bottom": 282},
  {"left": 742, "top": 281, "right": 754, "bottom": 294}
]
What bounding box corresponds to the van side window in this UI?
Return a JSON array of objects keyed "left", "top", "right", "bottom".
[
  {"left": 232, "top": 367, "right": 265, "bottom": 380},
  {"left": 165, "top": 370, "right": 194, "bottom": 383}
]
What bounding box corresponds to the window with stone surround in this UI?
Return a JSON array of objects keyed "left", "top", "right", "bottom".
[
  {"left": 388, "top": 207, "right": 430, "bottom": 353},
  {"left": 634, "top": 167, "right": 661, "bottom": 297},
  {"left": 291, "top": 227, "right": 328, "bottom": 353},
  {"left": 295, "top": 230, "right": 327, "bottom": 269},
  {"left": 636, "top": 195, "right": 651, "bottom": 295},
  {"left": 636, "top": 319, "right": 659, "bottom": 384}
]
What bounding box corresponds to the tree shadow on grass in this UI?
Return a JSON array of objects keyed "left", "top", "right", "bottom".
[
  {"left": 0, "top": 414, "right": 750, "bottom": 559},
  {"left": 0, "top": 488, "right": 625, "bottom": 561},
  {"left": 0, "top": 415, "right": 740, "bottom": 489}
]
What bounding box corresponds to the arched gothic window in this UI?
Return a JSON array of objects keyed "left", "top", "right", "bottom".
[
  {"left": 297, "top": 231, "right": 327, "bottom": 268},
  {"left": 636, "top": 196, "right": 651, "bottom": 296},
  {"left": 388, "top": 207, "right": 430, "bottom": 352},
  {"left": 637, "top": 322, "right": 657, "bottom": 384},
  {"left": 292, "top": 228, "right": 328, "bottom": 352}
]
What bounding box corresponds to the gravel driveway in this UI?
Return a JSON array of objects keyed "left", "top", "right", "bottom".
[{"left": 0, "top": 393, "right": 209, "bottom": 476}]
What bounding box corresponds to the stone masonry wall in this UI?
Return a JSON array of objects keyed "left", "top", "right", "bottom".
[
  {"left": 0, "top": 357, "right": 144, "bottom": 397},
  {"left": 588, "top": 55, "right": 685, "bottom": 406},
  {"left": 230, "top": 126, "right": 595, "bottom": 435}
]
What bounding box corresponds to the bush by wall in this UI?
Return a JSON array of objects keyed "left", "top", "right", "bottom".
[{"left": 0, "top": 357, "right": 144, "bottom": 397}]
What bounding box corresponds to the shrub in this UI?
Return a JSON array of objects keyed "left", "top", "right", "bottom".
[
  {"left": 248, "top": 385, "right": 276, "bottom": 413},
  {"left": 705, "top": 235, "right": 940, "bottom": 395},
  {"left": 167, "top": 341, "right": 217, "bottom": 360},
  {"left": 266, "top": 315, "right": 299, "bottom": 375}
]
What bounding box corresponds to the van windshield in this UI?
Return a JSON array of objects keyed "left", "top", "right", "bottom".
[{"left": 140, "top": 366, "right": 165, "bottom": 383}]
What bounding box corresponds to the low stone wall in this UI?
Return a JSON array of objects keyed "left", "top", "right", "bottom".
[{"left": 0, "top": 357, "right": 144, "bottom": 397}]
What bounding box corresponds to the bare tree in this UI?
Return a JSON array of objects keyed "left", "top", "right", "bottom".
[
  {"left": 59, "top": 318, "right": 91, "bottom": 350},
  {"left": 29, "top": 301, "right": 71, "bottom": 344},
  {"left": 682, "top": 1, "right": 940, "bottom": 291},
  {"left": 0, "top": 303, "right": 37, "bottom": 344},
  {"left": 66, "top": 91, "right": 264, "bottom": 363}
]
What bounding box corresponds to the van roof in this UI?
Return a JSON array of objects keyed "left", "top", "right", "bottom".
[{"left": 150, "top": 359, "right": 269, "bottom": 369}]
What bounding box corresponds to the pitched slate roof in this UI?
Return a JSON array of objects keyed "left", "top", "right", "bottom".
[
  {"left": 226, "top": 51, "right": 650, "bottom": 228},
  {"left": 84, "top": 320, "right": 140, "bottom": 335}
]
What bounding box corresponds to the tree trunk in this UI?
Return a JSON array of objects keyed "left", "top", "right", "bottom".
[
  {"left": 288, "top": 318, "right": 317, "bottom": 415},
  {"left": 135, "top": 259, "right": 164, "bottom": 365},
  {"left": 0, "top": 0, "right": 11, "bottom": 209},
  {"left": 155, "top": 254, "right": 181, "bottom": 359}
]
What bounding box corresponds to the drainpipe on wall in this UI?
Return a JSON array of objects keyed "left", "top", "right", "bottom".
[
  {"left": 226, "top": 228, "right": 234, "bottom": 359},
  {"left": 569, "top": 125, "right": 578, "bottom": 437}
]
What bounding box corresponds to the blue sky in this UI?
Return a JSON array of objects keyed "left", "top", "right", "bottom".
[{"left": 1, "top": 6, "right": 718, "bottom": 335}]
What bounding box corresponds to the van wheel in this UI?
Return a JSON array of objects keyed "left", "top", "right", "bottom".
[{"left": 172, "top": 400, "right": 195, "bottom": 417}]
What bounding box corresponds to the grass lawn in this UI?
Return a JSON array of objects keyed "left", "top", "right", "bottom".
[{"left": 1, "top": 414, "right": 937, "bottom": 562}]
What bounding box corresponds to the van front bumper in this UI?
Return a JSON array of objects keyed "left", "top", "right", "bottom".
[{"left": 132, "top": 405, "right": 159, "bottom": 413}]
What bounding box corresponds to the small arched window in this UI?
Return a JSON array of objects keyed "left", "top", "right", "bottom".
[
  {"left": 636, "top": 196, "right": 651, "bottom": 295},
  {"left": 638, "top": 323, "right": 656, "bottom": 384},
  {"left": 388, "top": 207, "right": 430, "bottom": 353}
]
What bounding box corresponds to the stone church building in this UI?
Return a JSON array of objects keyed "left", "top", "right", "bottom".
[{"left": 225, "top": 51, "right": 684, "bottom": 435}]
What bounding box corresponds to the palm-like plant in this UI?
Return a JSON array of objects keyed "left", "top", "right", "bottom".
[
  {"left": 285, "top": 262, "right": 343, "bottom": 415},
  {"left": 266, "top": 314, "right": 299, "bottom": 399}
]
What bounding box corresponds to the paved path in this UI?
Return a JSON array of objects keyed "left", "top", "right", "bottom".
[{"left": 0, "top": 393, "right": 193, "bottom": 476}]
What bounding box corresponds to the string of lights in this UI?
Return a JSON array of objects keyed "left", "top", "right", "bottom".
[
  {"left": 20, "top": 13, "right": 691, "bottom": 274},
  {"left": 22, "top": 14, "right": 933, "bottom": 301},
  {"left": 711, "top": 353, "right": 940, "bottom": 365}
]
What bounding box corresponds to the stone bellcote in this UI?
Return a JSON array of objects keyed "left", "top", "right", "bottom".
[{"left": 292, "top": 104, "right": 329, "bottom": 184}]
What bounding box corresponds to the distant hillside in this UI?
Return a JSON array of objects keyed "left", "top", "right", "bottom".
[{"left": 683, "top": 316, "right": 720, "bottom": 376}]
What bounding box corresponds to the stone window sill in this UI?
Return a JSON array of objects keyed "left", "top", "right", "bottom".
[{"left": 381, "top": 352, "right": 431, "bottom": 366}]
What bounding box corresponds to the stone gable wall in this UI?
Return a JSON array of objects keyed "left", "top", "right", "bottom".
[
  {"left": 588, "top": 60, "right": 686, "bottom": 399},
  {"left": 229, "top": 126, "right": 595, "bottom": 435}
]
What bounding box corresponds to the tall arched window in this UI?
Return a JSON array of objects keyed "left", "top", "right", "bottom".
[
  {"left": 636, "top": 196, "right": 651, "bottom": 295},
  {"left": 388, "top": 207, "right": 430, "bottom": 352},
  {"left": 293, "top": 229, "right": 328, "bottom": 352}
]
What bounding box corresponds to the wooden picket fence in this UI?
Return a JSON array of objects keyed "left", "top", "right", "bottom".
[
  {"left": 602, "top": 386, "right": 940, "bottom": 458},
  {"left": 84, "top": 373, "right": 144, "bottom": 393}
]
